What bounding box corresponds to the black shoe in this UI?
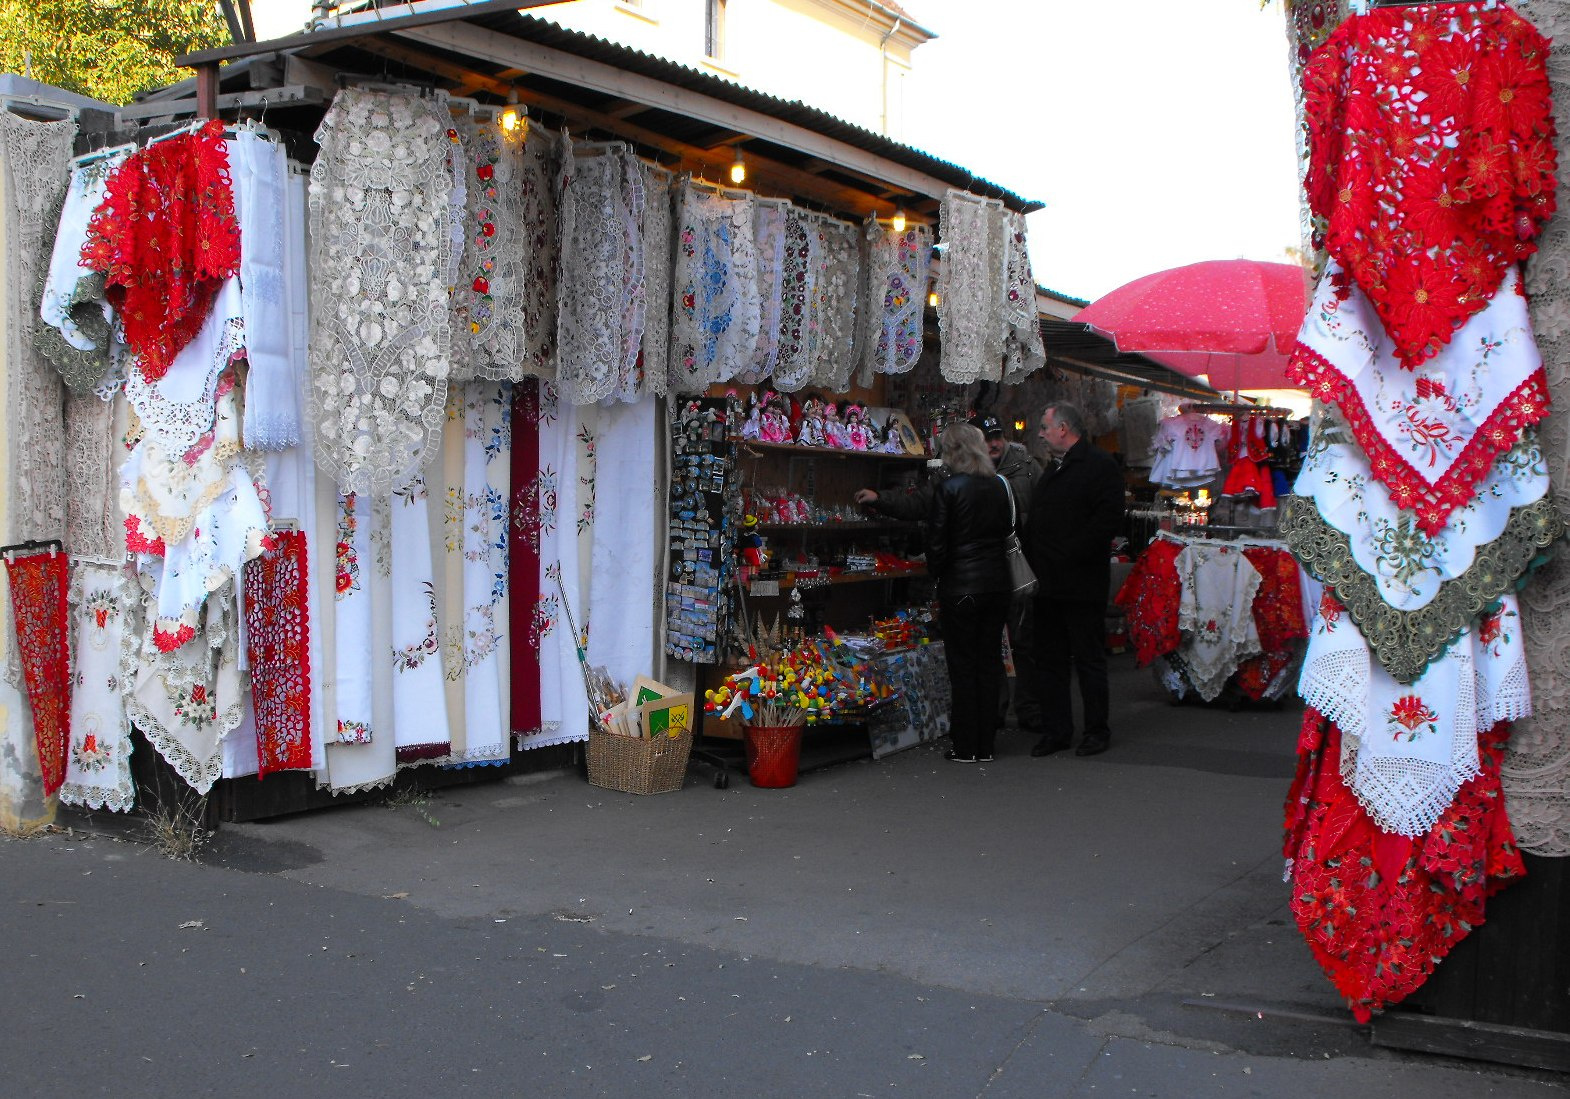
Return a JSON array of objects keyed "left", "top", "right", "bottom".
[
  {"left": 944, "top": 750, "right": 978, "bottom": 764},
  {"left": 1075, "top": 739, "right": 1109, "bottom": 757},
  {"left": 1030, "top": 737, "right": 1070, "bottom": 758}
]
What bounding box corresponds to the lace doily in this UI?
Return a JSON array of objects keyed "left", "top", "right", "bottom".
[
  {"left": 668, "top": 183, "right": 760, "bottom": 393},
  {"left": 739, "top": 199, "right": 787, "bottom": 384},
  {"left": 1001, "top": 210, "right": 1046, "bottom": 383},
  {"left": 1289, "top": 262, "right": 1551, "bottom": 535},
  {"left": 451, "top": 113, "right": 530, "bottom": 382},
  {"left": 810, "top": 215, "right": 861, "bottom": 392},
  {"left": 641, "top": 168, "right": 674, "bottom": 397},
  {"left": 937, "top": 190, "right": 1006, "bottom": 384},
  {"left": 556, "top": 144, "right": 646, "bottom": 405},
  {"left": 39, "top": 154, "right": 127, "bottom": 395},
  {"left": 59, "top": 561, "right": 134, "bottom": 812},
  {"left": 306, "top": 89, "right": 454, "bottom": 496},
  {"left": 243, "top": 529, "right": 312, "bottom": 777},
  {"left": 232, "top": 131, "right": 300, "bottom": 450},
  {"left": 772, "top": 206, "right": 820, "bottom": 391},
  {"left": 82, "top": 120, "right": 241, "bottom": 383},
  {"left": 1298, "top": 590, "right": 1529, "bottom": 836},
  {"left": 1176, "top": 542, "right": 1263, "bottom": 701},
  {"left": 861, "top": 220, "right": 933, "bottom": 378},
  {"left": 2, "top": 111, "right": 74, "bottom": 690},
  {"left": 4, "top": 551, "right": 71, "bottom": 797},
  {"left": 519, "top": 123, "right": 562, "bottom": 379},
  {"left": 1303, "top": 2, "right": 1557, "bottom": 368},
  {"left": 121, "top": 574, "right": 244, "bottom": 795},
  {"left": 1507, "top": 0, "right": 1570, "bottom": 858}
]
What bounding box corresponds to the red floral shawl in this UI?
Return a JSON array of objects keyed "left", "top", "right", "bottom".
[
  {"left": 80, "top": 120, "right": 241, "bottom": 382},
  {"left": 1303, "top": 3, "right": 1556, "bottom": 368}
]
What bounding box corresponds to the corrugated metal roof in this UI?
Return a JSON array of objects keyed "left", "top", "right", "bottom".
[
  {"left": 178, "top": 4, "right": 1038, "bottom": 212},
  {"left": 1040, "top": 317, "right": 1219, "bottom": 401}
]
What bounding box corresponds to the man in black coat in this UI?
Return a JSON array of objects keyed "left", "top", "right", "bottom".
[{"left": 1024, "top": 402, "right": 1125, "bottom": 757}]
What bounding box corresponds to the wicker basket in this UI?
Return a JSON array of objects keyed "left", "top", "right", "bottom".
[{"left": 586, "top": 727, "right": 693, "bottom": 795}]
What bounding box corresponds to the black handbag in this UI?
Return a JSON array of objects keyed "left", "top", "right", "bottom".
[{"left": 999, "top": 476, "right": 1038, "bottom": 599}]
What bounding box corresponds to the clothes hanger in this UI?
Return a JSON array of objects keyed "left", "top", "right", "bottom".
[{"left": 73, "top": 140, "right": 137, "bottom": 167}]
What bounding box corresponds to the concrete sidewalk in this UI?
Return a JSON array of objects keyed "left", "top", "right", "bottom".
[{"left": 6, "top": 654, "right": 1563, "bottom": 1096}]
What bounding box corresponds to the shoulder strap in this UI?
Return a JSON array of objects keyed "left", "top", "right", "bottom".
[{"left": 997, "top": 473, "right": 1015, "bottom": 527}]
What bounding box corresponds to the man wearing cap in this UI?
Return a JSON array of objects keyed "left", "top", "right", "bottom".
[
  {"left": 1024, "top": 401, "right": 1124, "bottom": 758},
  {"left": 856, "top": 415, "right": 1043, "bottom": 730}
]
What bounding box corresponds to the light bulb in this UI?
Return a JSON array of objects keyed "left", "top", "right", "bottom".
[
  {"left": 500, "top": 107, "right": 520, "bottom": 132},
  {"left": 927, "top": 290, "right": 940, "bottom": 308},
  {"left": 1013, "top": 419, "right": 1025, "bottom": 433},
  {"left": 729, "top": 149, "right": 746, "bottom": 184},
  {"left": 890, "top": 209, "right": 906, "bottom": 233}
]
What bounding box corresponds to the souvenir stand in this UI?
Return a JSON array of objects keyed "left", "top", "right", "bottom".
[
  {"left": 0, "top": 3, "right": 1066, "bottom": 827},
  {"left": 1269, "top": 0, "right": 1570, "bottom": 1064}
]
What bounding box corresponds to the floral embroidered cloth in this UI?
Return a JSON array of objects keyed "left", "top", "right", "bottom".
[
  {"left": 1114, "top": 537, "right": 1185, "bottom": 668},
  {"left": 937, "top": 191, "right": 1006, "bottom": 384},
  {"left": 509, "top": 380, "right": 543, "bottom": 741},
  {"left": 331, "top": 493, "right": 374, "bottom": 747},
  {"left": 1001, "top": 210, "right": 1046, "bottom": 382},
  {"left": 1175, "top": 542, "right": 1263, "bottom": 701},
  {"left": 40, "top": 153, "right": 129, "bottom": 395},
  {"left": 518, "top": 123, "right": 562, "bottom": 379},
  {"left": 1303, "top": 1, "right": 1557, "bottom": 367},
  {"left": 307, "top": 89, "right": 454, "bottom": 495},
  {"left": 669, "top": 184, "right": 760, "bottom": 393},
  {"left": 123, "top": 276, "right": 244, "bottom": 457},
  {"left": 243, "top": 530, "right": 312, "bottom": 778},
  {"left": 4, "top": 551, "right": 71, "bottom": 797},
  {"left": 1285, "top": 413, "right": 1562, "bottom": 683},
  {"left": 1289, "top": 262, "right": 1551, "bottom": 534},
  {"left": 772, "top": 207, "right": 820, "bottom": 392},
  {"left": 60, "top": 562, "right": 134, "bottom": 812},
  {"left": 1284, "top": 712, "right": 1525, "bottom": 1023},
  {"left": 81, "top": 120, "right": 241, "bottom": 383},
  {"left": 1298, "top": 591, "right": 1530, "bottom": 837}
]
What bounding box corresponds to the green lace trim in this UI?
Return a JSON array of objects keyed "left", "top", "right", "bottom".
[
  {"left": 1282, "top": 493, "right": 1566, "bottom": 684},
  {"left": 32, "top": 189, "right": 115, "bottom": 397}
]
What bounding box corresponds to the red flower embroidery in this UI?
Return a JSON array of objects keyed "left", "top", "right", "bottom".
[
  {"left": 1389, "top": 694, "right": 1438, "bottom": 740},
  {"left": 481, "top": 222, "right": 496, "bottom": 238},
  {"left": 476, "top": 163, "right": 495, "bottom": 180},
  {"left": 189, "top": 683, "right": 208, "bottom": 705},
  {"left": 473, "top": 276, "right": 490, "bottom": 294}
]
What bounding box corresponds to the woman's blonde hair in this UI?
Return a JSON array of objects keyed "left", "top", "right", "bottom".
[{"left": 939, "top": 423, "right": 994, "bottom": 477}]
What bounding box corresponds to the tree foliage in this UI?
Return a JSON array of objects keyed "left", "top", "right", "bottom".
[{"left": 0, "top": 0, "right": 231, "bottom": 105}]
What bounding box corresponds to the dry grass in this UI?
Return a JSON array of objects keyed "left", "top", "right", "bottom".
[{"left": 141, "top": 795, "right": 211, "bottom": 861}]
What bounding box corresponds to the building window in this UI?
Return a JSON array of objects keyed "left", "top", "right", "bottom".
[{"left": 705, "top": 0, "right": 726, "bottom": 60}]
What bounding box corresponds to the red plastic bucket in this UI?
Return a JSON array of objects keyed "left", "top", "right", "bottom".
[{"left": 743, "top": 725, "right": 803, "bottom": 788}]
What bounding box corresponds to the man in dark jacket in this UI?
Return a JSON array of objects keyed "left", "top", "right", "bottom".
[{"left": 1024, "top": 402, "right": 1125, "bottom": 757}]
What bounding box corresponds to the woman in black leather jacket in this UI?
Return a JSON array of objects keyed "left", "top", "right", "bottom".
[{"left": 927, "top": 423, "right": 1013, "bottom": 763}]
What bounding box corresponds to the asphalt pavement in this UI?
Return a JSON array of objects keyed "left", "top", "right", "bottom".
[{"left": 5, "top": 653, "right": 1564, "bottom": 1097}]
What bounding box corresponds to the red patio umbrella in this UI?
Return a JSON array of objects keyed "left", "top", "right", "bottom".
[{"left": 1073, "top": 259, "right": 1310, "bottom": 394}]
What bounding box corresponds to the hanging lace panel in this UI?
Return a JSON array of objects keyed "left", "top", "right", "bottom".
[
  {"left": 2, "top": 111, "right": 73, "bottom": 695},
  {"left": 641, "top": 168, "right": 674, "bottom": 397},
  {"left": 810, "top": 215, "right": 861, "bottom": 392},
  {"left": 82, "top": 120, "right": 242, "bottom": 383},
  {"left": 3, "top": 551, "right": 71, "bottom": 797},
  {"left": 772, "top": 206, "right": 820, "bottom": 392},
  {"left": 60, "top": 562, "right": 133, "bottom": 812},
  {"left": 306, "top": 89, "right": 454, "bottom": 496},
  {"left": 39, "top": 152, "right": 128, "bottom": 395},
  {"left": 861, "top": 220, "right": 933, "bottom": 378},
  {"left": 1302, "top": 3, "right": 1557, "bottom": 368},
  {"left": 243, "top": 529, "right": 312, "bottom": 778},
  {"left": 1001, "top": 211, "right": 1046, "bottom": 383},
  {"left": 668, "top": 183, "right": 760, "bottom": 393},
  {"left": 739, "top": 199, "right": 787, "bottom": 385},
  {"left": 452, "top": 114, "right": 530, "bottom": 382},
  {"left": 937, "top": 190, "right": 1006, "bottom": 384},
  {"left": 64, "top": 390, "right": 125, "bottom": 563},
  {"left": 555, "top": 144, "right": 646, "bottom": 405},
  {"left": 519, "top": 123, "right": 562, "bottom": 379},
  {"left": 1507, "top": 0, "right": 1570, "bottom": 857}
]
